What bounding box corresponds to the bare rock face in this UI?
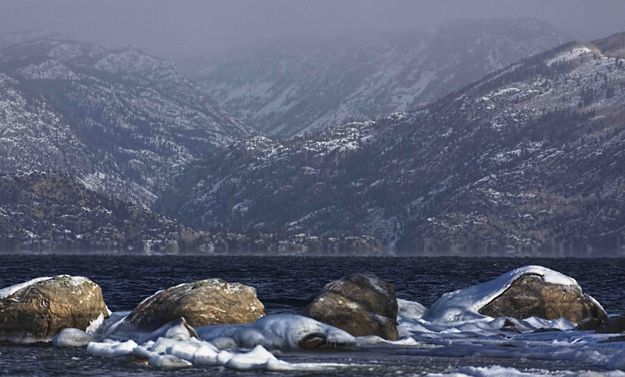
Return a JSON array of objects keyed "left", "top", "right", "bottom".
[
  {"left": 302, "top": 273, "right": 398, "bottom": 340},
  {"left": 0, "top": 275, "right": 109, "bottom": 343},
  {"left": 125, "top": 279, "right": 265, "bottom": 330},
  {"left": 479, "top": 274, "right": 607, "bottom": 324}
]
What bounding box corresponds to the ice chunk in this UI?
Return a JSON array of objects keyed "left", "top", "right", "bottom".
[
  {"left": 53, "top": 328, "right": 93, "bottom": 347},
  {"left": 92, "top": 311, "right": 130, "bottom": 339},
  {"left": 192, "top": 343, "right": 220, "bottom": 365},
  {"left": 398, "top": 298, "right": 427, "bottom": 321},
  {"left": 217, "top": 350, "right": 233, "bottom": 364},
  {"left": 224, "top": 345, "right": 277, "bottom": 370},
  {"left": 86, "top": 313, "right": 105, "bottom": 335},
  {"left": 211, "top": 336, "right": 238, "bottom": 350},
  {"left": 148, "top": 354, "right": 192, "bottom": 369},
  {"left": 147, "top": 337, "right": 179, "bottom": 354},
  {"left": 87, "top": 340, "right": 138, "bottom": 357},
  {"left": 131, "top": 344, "right": 154, "bottom": 359}
]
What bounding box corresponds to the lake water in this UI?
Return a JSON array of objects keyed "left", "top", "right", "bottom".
[{"left": 1, "top": 255, "right": 625, "bottom": 376}]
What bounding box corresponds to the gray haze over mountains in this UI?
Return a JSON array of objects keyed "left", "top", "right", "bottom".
[
  {"left": 2, "top": 0, "right": 625, "bottom": 255},
  {"left": 0, "top": 0, "right": 624, "bottom": 60}
]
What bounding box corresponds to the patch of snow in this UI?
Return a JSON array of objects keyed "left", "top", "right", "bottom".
[
  {"left": 491, "top": 87, "right": 521, "bottom": 97},
  {"left": 19, "top": 60, "right": 79, "bottom": 81},
  {"left": 0, "top": 276, "right": 52, "bottom": 300},
  {"left": 547, "top": 46, "right": 595, "bottom": 66}
]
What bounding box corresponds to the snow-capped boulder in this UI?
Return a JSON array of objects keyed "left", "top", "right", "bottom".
[
  {"left": 425, "top": 266, "right": 607, "bottom": 324},
  {"left": 124, "top": 279, "right": 265, "bottom": 330},
  {"left": 0, "top": 275, "right": 109, "bottom": 343},
  {"left": 479, "top": 274, "right": 607, "bottom": 324},
  {"left": 302, "top": 273, "right": 398, "bottom": 340}
]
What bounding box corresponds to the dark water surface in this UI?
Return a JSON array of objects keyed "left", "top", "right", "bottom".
[{"left": 1, "top": 256, "right": 625, "bottom": 376}]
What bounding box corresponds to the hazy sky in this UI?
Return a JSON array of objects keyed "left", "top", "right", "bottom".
[{"left": 1, "top": 0, "right": 624, "bottom": 59}]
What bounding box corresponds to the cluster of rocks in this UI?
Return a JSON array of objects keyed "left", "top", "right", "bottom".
[{"left": 0, "top": 268, "right": 621, "bottom": 347}]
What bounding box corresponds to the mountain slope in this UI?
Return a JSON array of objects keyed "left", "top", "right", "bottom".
[
  {"left": 161, "top": 32, "right": 625, "bottom": 256},
  {"left": 186, "top": 19, "right": 565, "bottom": 137},
  {"left": 0, "top": 34, "right": 249, "bottom": 206},
  {"left": 0, "top": 172, "right": 382, "bottom": 255},
  {"left": 0, "top": 172, "right": 199, "bottom": 252}
]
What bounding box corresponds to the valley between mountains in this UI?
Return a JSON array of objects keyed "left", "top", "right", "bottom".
[{"left": 2, "top": 24, "right": 625, "bottom": 256}]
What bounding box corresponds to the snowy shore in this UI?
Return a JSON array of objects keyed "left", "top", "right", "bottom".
[{"left": 1, "top": 265, "right": 625, "bottom": 374}]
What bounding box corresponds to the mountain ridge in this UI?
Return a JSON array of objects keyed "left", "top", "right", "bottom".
[
  {"left": 185, "top": 19, "right": 566, "bottom": 137},
  {"left": 0, "top": 34, "right": 250, "bottom": 206},
  {"left": 160, "top": 31, "right": 625, "bottom": 256}
]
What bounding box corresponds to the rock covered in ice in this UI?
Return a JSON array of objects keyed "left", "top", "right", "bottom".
[
  {"left": 96, "top": 313, "right": 354, "bottom": 353},
  {"left": 425, "top": 266, "right": 606, "bottom": 324},
  {"left": 302, "top": 273, "right": 399, "bottom": 340},
  {"left": 86, "top": 314, "right": 348, "bottom": 371},
  {"left": 197, "top": 314, "right": 356, "bottom": 350},
  {"left": 95, "top": 315, "right": 199, "bottom": 343},
  {"left": 0, "top": 275, "right": 110, "bottom": 343},
  {"left": 480, "top": 274, "right": 607, "bottom": 324},
  {"left": 123, "top": 279, "right": 265, "bottom": 330}
]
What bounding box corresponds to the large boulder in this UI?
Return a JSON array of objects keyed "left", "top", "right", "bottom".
[
  {"left": 479, "top": 273, "right": 607, "bottom": 324},
  {"left": 0, "top": 275, "right": 109, "bottom": 343},
  {"left": 302, "top": 273, "right": 398, "bottom": 340},
  {"left": 124, "top": 279, "right": 265, "bottom": 330}
]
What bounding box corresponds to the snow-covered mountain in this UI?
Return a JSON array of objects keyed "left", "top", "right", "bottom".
[
  {"left": 0, "top": 33, "right": 387, "bottom": 254},
  {"left": 185, "top": 19, "right": 565, "bottom": 137},
  {"left": 0, "top": 34, "right": 249, "bottom": 206},
  {"left": 160, "top": 32, "right": 625, "bottom": 256}
]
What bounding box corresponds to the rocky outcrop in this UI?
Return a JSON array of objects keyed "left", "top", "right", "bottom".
[
  {"left": 0, "top": 275, "right": 109, "bottom": 343},
  {"left": 479, "top": 274, "right": 607, "bottom": 324},
  {"left": 124, "top": 279, "right": 265, "bottom": 330},
  {"left": 302, "top": 273, "right": 398, "bottom": 340}
]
